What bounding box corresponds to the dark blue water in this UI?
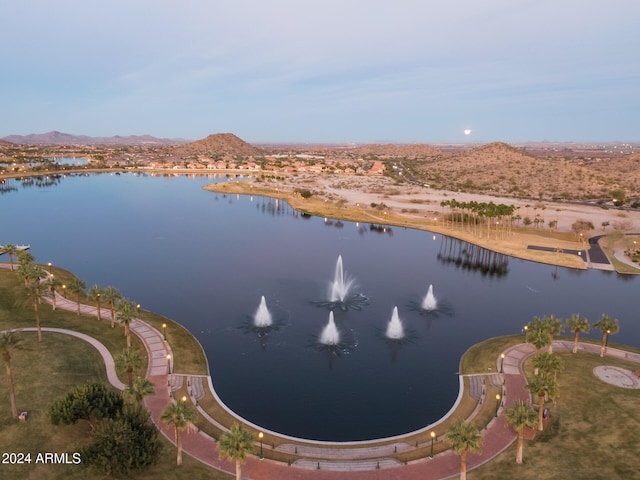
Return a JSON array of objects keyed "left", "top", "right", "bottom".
[{"left": 1, "top": 173, "right": 638, "bottom": 441}]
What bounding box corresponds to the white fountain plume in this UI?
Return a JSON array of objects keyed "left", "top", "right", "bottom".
[
  {"left": 329, "top": 255, "right": 354, "bottom": 302},
  {"left": 421, "top": 284, "right": 438, "bottom": 311},
  {"left": 385, "top": 306, "right": 405, "bottom": 340},
  {"left": 320, "top": 312, "right": 340, "bottom": 345},
  {"left": 254, "top": 296, "right": 273, "bottom": 327}
]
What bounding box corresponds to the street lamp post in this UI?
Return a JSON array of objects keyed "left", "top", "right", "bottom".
[
  {"left": 47, "top": 262, "right": 52, "bottom": 274},
  {"left": 162, "top": 323, "right": 167, "bottom": 341},
  {"left": 258, "top": 432, "right": 264, "bottom": 459},
  {"left": 500, "top": 353, "right": 505, "bottom": 374},
  {"left": 167, "top": 354, "right": 172, "bottom": 375},
  {"left": 62, "top": 284, "right": 66, "bottom": 298},
  {"left": 523, "top": 325, "right": 528, "bottom": 341},
  {"left": 429, "top": 431, "right": 436, "bottom": 459},
  {"left": 495, "top": 394, "right": 501, "bottom": 417},
  {"left": 136, "top": 304, "right": 141, "bottom": 316}
]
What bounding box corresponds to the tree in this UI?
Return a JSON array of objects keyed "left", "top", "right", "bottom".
[
  {"left": 49, "top": 382, "right": 124, "bottom": 428},
  {"left": 571, "top": 219, "right": 594, "bottom": 239},
  {"left": 160, "top": 397, "right": 197, "bottom": 466},
  {"left": 445, "top": 418, "right": 482, "bottom": 480},
  {"left": 67, "top": 277, "right": 86, "bottom": 316},
  {"left": 125, "top": 376, "right": 155, "bottom": 404},
  {"left": 1, "top": 243, "right": 18, "bottom": 271},
  {"left": 87, "top": 285, "right": 104, "bottom": 321},
  {"left": 115, "top": 348, "right": 145, "bottom": 388},
  {"left": 1, "top": 330, "right": 24, "bottom": 418},
  {"left": 525, "top": 317, "right": 550, "bottom": 353},
  {"left": 504, "top": 400, "right": 538, "bottom": 464},
  {"left": 566, "top": 313, "right": 590, "bottom": 354},
  {"left": 79, "top": 405, "right": 161, "bottom": 475},
  {"left": 542, "top": 315, "right": 564, "bottom": 353},
  {"left": 526, "top": 374, "right": 558, "bottom": 431},
  {"left": 593, "top": 314, "right": 620, "bottom": 357},
  {"left": 44, "top": 274, "right": 61, "bottom": 311},
  {"left": 116, "top": 299, "right": 138, "bottom": 348},
  {"left": 532, "top": 352, "right": 563, "bottom": 381},
  {"left": 23, "top": 277, "right": 49, "bottom": 342},
  {"left": 101, "top": 286, "right": 122, "bottom": 328},
  {"left": 218, "top": 423, "right": 256, "bottom": 480}
]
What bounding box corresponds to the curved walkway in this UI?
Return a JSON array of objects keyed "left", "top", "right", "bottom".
[{"left": 4, "top": 264, "right": 639, "bottom": 479}]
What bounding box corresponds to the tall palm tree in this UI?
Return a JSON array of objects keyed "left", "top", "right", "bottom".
[
  {"left": 16, "top": 250, "right": 35, "bottom": 268},
  {"left": 1, "top": 330, "right": 24, "bottom": 418},
  {"left": 542, "top": 315, "right": 565, "bottom": 353},
  {"left": 1, "top": 244, "right": 18, "bottom": 271},
  {"left": 17, "top": 262, "right": 45, "bottom": 287},
  {"left": 125, "top": 376, "right": 155, "bottom": 403},
  {"left": 115, "top": 348, "right": 145, "bottom": 388},
  {"left": 532, "top": 352, "right": 563, "bottom": 381},
  {"left": 67, "top": 277, "right": 86, "bottom": 316},
  {"left": 593, "top": 314, "right": 620, "bottom": 357},
  {"left": 160, "top": 398, "right": 197, "bottom": 466},
  {"left": 526, "top": 373, "right": 558, "bottom": 431},
  {"left": 23, "top": 278, "right": 49, "bottom": 342},
  {"left": 87, "top": 284, "right": 104, "bottom": 321},
  {"left": 218, "top": 423, "right": 256, "bottom": 480},
  {"left": 101, "top": 286, "right": 122, "bottom": 328},
  {"left": 44, "top": 274, "right": 61, "bottom": 311},
  {"left": 116, "top": 299, "right": 138, "bottom": 348},
  {"left": 525, "top": 317, "right": 550, "bottom": 353},
  {"left": 504, "top": 400, "right": 538, "bottom": 464},
  {"left": 565, "top": 313, "right": 590, "bottom": 354},
  {"left": 445, "top": 418, "right": 483, "bottom": 480}
]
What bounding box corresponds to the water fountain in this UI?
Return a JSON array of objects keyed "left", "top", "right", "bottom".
[
  {"left": 254, "top": 296, "right": 272, "bottom": 327},
  {"left": 421, "top": 284, "right": 438, "bottom": 311},
  {"left": 385, "top": 306, "right": 405, "bottom": 340},
  {"left": 329, "top": 255, "right": 354, "bottom": 302},
  {"left": 320, "top": 312, "right": 340, "bottom": 345}
]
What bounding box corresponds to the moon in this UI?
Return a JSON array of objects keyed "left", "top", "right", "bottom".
[{"left": 464, "top": 129, "right": 472, "bottom": 135}]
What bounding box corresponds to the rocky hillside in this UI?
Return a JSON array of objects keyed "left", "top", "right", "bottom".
[
  {"left": 410, "top": 142, "right": 639, "bottom": 201},
  {"left": 1, "top": 131, "right": 186, "bottom": 146},
  {"left": 345, "top": 143, "right": 443, "bottom": 158},
  {"left": 172, "top": 133, "right": 263, "bottom": 157}
]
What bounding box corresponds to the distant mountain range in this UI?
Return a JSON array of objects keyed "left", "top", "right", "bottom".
[{"left": 1, "top": 131, "right": 189, "bottom": 146}]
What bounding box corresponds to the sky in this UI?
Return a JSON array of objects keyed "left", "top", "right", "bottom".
[{"left": 1, "top": 0, "right": 639, "bottom": 144}]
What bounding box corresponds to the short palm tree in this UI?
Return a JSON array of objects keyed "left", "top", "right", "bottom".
[
  {"left": 542, "top": 314, "right": 565, "bottom": 353},
  {"left": 17, "top": 262, "right": 45, "bottom": 287},
  {"left": 45, "top": 274, "right": 61, "bottom": 311},
  {"left": 445, "top": 418, "right": 483, "bottom": 480},
  {"left": 218, "top": 423, "right": 256, "bottom": 480},
  {"left": 532, "top": 352, "right": 563, "bottom": 381},
  {"left": 525, "top": 317, "right": 550, "bottom": 352},
  {"left": 126, "top": 376, "right": 155, "bottom": 403},
  {"left": 23, "top": 278, "right": 49, "bottom": 342},
  {"left": 101, "top": 286, "right": 122, "bottom": 328},
  {"left": 67, "top": 277, "right": 86, "bottom": 316},
  {"left": 87, "top": 284, "right": 104, "bottom": 321},
  {"left": 566, "top": 313, "right": 590, "bottom": 354},
  {"left": 116, "top": 299, "right": 138, "bottom": 348},
  {"left": 504, "top": 400, "right": 538, "bottom": 464},
  {"left": 115, "top": 348, "right": 145, "bottom": 388},
  {"left": 526, "top": 373, "right": 558, "bottom": 431},
  {"left": 593, "top": 314, "right": 620, "bottom": 357},
  {"left": 1, "top": 243, "right": 18, "bottom": 271},
  {"left": 160, "top": 398, "right": 197, "bottom": 466},
  {"left": 1, "top": 330, "right": 24, "bottom": 418}
]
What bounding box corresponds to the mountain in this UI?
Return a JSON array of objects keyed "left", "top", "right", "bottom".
[
  {"left": 173, "top": 133, "right": 262, "bottom": 157},
  {"left": 345, "top": 143, "right": 443, "bottom": 158},
  {"left": 1, "top": 131, "right": 188, "bottom": 146}
]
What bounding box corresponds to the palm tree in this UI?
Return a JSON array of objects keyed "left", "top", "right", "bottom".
[
  {"left": 101, "top": 286, "right": 122, "bottom": 328},
  {"left": 17, "top": 262, "right": 45, "bottom": 287},
  {"left": 525, "top": 317, "right": 550, "bottom": 353},
  {"left": 44, "top": 274, "right": 61, "bottom": 311},
  {"left": 87, "top": 284, "right": 104, "bottom": 321},
  {"left": 67, "top": 277, "right": 86, "bottom": 316},
  {"left": 125, "top": 376, "right": 155, "bottom": 403},
  {"left": 532, "top": 352, "right": 563, "bottom": 381},
  {"left": 526, "top": 373, "right": 558, "bottom": 431},
  {"left": 542, "top": 315, "right": 564, "bottom": 353},
  {"left": 116, "top": 299, "right": 138, "bottom": 348},
  {"left": 160, "top": 398, "right": 197, "bottom": 466},
  {"left": 0, "top": 330, "right": 24, "bottom": 418},
  {"left": 23, "top": 278, "right": 49, "bottom": 342},
  {"left": 504, "top": 400, "right": 538, "bottom": 464},
  {"left": 593, "top": 314, "right": 620, "bottom": 357},
  {"left": 218, "top": 423, "right": 256, "bottom": 480},
  {"left": 445, "top": 418, "right": 483, "bottom": 480},
  {"left": 1, "top": 244, "right": 18, "bottom": 271},
  {"left": 115, "top": 348, "right": 145, "bottom": 388},
  {"left": 16, "top": 250, "right": 35, "bottom": 268},
  {"left": 566, "top": 313, "right": 590, "bottom": 354}
]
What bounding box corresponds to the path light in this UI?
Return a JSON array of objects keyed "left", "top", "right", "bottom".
[
  {"left": 181, "top": 395, "right": 187, "bottom": 403},
  {"left": 162, "top": 323, "right": 167, "bottom": 341},
  {"left": 495, "top": 394, "right": 501, "bottom": 417},
  {"left": 523, "top": 325, "right": 528, "bottom": 340},
  {"left": 137, "top": 304, "right": 141, "bottom": 316},
  {"left": 500, "top": 353, "right": 505, "bottom": 373},
  {"left": 429, "top": 431, "right": 436, "bottom": 459},
  {"left": 62, "top": 284, "right": 66, "bottom": 298},
  {"left": 258, "top": 432, "right": 264, "bottom": 459},
  {"left": 167, "top": 354, "right": 172, "bottom": 374},
  {"left": 47, "top": 262, "right": 52, "bottom": 274}
]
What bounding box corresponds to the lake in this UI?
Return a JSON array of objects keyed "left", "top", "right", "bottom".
[{"left": 1, "top": 172, "right": 637, "bottom": 441}]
